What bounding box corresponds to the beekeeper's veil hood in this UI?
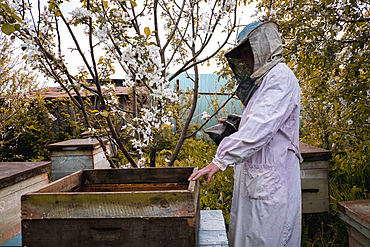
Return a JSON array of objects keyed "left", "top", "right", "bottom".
[{"left": 225, "top": 21, "right": 284, "bottom": 106}]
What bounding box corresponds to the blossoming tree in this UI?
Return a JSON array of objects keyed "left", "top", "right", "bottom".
[{"left": 1, "top": 0, "right": 246, "bottom": 167}]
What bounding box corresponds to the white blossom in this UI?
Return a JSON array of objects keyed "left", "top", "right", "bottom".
[
  {"left": 97, "top": 24, "right": 108, "bottom": 42},
  {"left": 120, "top": 163, "right": 132, "bottom": 169},
  {"left": 121, "top": 46, "right": 133, "bottom": 62},
  {"left": 201, "top": 111, "right": 211, "bottom": 120},
  {"left": 60, "top": 74, "right": 68, "bottom": 81},
  {"left": 137, "top": 157, "right": 146, "bottom": 168},
  {"left": 69, "top": 7, "right": 93, "bottom": 19},
  {"left": 88, "top": 127, "right": 97, "bottom": 134},
  {"left": 48, "top": 113, "right": 57, "bottom": 122}
]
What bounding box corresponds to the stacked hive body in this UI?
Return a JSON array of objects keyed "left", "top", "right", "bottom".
[
  {"left": 47, "top": 138, "right": 111, "bottom": 181},
  {"left": 0, "top": 162, "right": 50, "bottom": 245},
  {"left": 338, "top": 200, "right": 370, "bottom": 247},
  {"left": 21, "top": 167, "right": 200, "bottom": 247},
  {"left": 300, "top": 142, "right": 331, "bottom": 214}
]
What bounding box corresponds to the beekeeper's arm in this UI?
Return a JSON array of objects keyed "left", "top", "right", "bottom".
[
  {"left": 213, "top": 67, "right": 295, "bottom": 171},
  {"left": 189, "top": 66, "right": 295, "bottom": 184},
  {"left": 189, "top": 67, "right": 295, "bottom": 183}
]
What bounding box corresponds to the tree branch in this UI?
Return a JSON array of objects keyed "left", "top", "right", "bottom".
[{"left": 186, "top": 91, "right": 236, "bottom": 138}]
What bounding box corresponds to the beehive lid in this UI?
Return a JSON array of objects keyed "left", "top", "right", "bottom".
[
  {"left": 0, "top": 162, "right": 51, "bottom": 189},
  {"left": 299, "top": 142, "right": 332, "bottom": 161},
  {"left": 47, "top": 138, "right": 108, "bottom": 151},
  {"left": 338, "top": 200, "right": 370, "bottom": 236}
]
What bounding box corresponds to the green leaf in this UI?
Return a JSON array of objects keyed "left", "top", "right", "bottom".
[
  {"left": 1, "top": 23, "right": 15, "bottom": 35},
  {"left": 144, "top": 27, "right": 151, "bottom": 38},
  {"left": 11, "top": 13, "right": 22, "bottom": 22},
  {"left": 0, "top": 3, "right": 11, "bottom": 12},
  {"left": 129, "top": 0, "right": 137, "bottom": 8},
  {"left": 100, "top": 111, "right": 109, "bottom": 117},
  {"left": 103, "top": 1, "right": 108, "bottom": 9},
  {"left": 48, "top": 2, "right": 55, "bottom": 11}
]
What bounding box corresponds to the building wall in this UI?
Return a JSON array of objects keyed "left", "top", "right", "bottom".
[{"left": 170, "top": 74, "right": 243, "bottom": 129}]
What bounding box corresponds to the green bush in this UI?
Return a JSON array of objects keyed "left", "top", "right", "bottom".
[
  {"left": 0, "top": 96, "right": 84, "bottom": 162},
  {"left": 172, "top": 137, "right": 234, "bottom": 227}
]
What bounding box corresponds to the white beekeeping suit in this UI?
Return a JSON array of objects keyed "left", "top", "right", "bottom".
[{"left": 212, "top": 21, "right": 303, "bottom": 246}]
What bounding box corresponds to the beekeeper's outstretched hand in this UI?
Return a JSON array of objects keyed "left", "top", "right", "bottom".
[{"left": 188, "top": 162, "right": 220, "bottom": 186}]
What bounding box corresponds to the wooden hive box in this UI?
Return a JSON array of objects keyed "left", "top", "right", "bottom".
[
  {"left": 21, "top": 167, "right": 200, "bottom": 247},
  {"left": 338, "top": 200, "right": 370, "bottom": 247},
  {"left": 0, "top": 162, "right": 50, "bottom": 245},
  {"left": 47, "top": 138, "right": 111, "bottom": 181},
  {"left": 300, "top": 142, "right": 332, "bottom": 214}
]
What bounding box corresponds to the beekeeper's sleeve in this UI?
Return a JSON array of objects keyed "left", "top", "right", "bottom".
[{"left": 212, "top": 67, "right": 295, "bottom": 171}]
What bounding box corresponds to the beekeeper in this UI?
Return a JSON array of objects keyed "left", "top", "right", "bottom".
[{"left": 189, "top": 21, "right": 302, "bottom": 246}]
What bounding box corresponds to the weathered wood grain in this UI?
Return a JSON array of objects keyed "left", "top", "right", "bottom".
[
  {"left": 301, "top": 179, "right": 329, "bottom": 201},
  {"left": 21, "top": 167, "right": 200, "bottom": 246},
  {"left": 93, "top": 150, "right": 112, "bottom": 173},
  {"left": 48, "top": 139, "right": 111, "bottom": 181},
  {"left": 198, "top": 210, "right": 229, "bottom": 247},
  {"left": 300, "top": 160, "right": 328, "bottom": 170},
  {"left": 302, "top": 198, "right": 329, "bottom": 214},
  {"left": 21, "top": 191, "right": 196, "bottom": 219},
  {"left": 71, "top": 182, "right": 189, "bottom": 192},
  {"left": 299, "top": 143, "right": 331, "bottom": 214},
  {"left": 37, "top": 170, "right": 83, "bottom": 193},
  {"left": 338, "top": 200, "right": 370, "bottom": 240},
  {"left": 299, "top": 142, "right": 332, "bottom": 161},
  {"left": 0, "top": 162, "right": 50, "bottom": 189},
  {"left": 47, "top": 139, "right": 106, "bottom": 151},
  {"left": 0, "top": 163, "right": 50, "bottom": 245},
  {"left": 348, "top": 223, "right": 370, "bottom": 247},
  {"left": 22, "top": 217, "right": 198, "bottom": 247},
  {"left": 82, "top": 167, "right": 195, "bottom": 184},
  {"left": 0, "top": 224, "right": 20, "bottom": 246},
  {"left": 300, "top": 168, "right": 329, "bottom": 180}
]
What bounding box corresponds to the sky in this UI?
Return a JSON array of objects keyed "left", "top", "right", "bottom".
[{"left": 19, "top": 0, "right": 258, "bottom": 86}]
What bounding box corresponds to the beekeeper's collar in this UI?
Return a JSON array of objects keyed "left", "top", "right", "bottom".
[{"left": 225, "top": 21, "right": 285, "bottom": 86}]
